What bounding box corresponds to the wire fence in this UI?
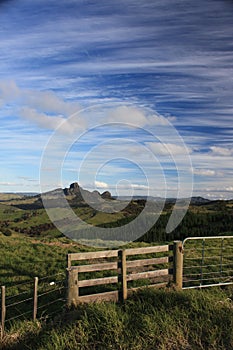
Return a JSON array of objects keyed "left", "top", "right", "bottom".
[
  {"left": 1, "top": 237, "right": 233, "bottom": 338},
  {"left": 0, "top": 272, "right": 67, "bottom": 337},
  {"left": 182, "top": 236, "right": 233, "bottom": 289}
]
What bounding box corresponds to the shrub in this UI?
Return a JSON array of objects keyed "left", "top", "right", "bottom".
[{"left": 2, "top": 228, "right": 12, "bottom": 236}]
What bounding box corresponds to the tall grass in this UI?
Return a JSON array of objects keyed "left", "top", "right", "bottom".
[
  {"left": 2, "top": 287, "right": 233, "bottom": 350},
  {"left": 0, "top": 233, "right": 95, "bottom": 288}
]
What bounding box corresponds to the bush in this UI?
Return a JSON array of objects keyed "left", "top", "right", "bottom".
[{"left": 2, "top": 228, "right": 12, "bottom": 236}]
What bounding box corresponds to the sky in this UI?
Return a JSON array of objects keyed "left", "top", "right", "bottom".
[{"left": 0, "top": 0, "right": 233, "bottom": 199}]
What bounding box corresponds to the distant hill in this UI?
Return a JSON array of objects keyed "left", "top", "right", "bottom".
[
  {"left": 1, "top": 183, "right": 232, "bottom": 243},
  {"left": 112, "top": 195, "right": 164, "bottom": 201},
  {"left": 0, "top": 193, "right": 25, "bottom": 201},
  {"left": 10, "top": 182, "right": 114, "bottom": 210},
  {"left": 43, "top": 182, "right": 112, "bottom": 202},
  {"left": 18, "top": 192, "right": 39, "bottom": 197},
  {"left": 190, "top": 196, "right": 211, "bottom": 205},
  {"left": 113, "top": 195, "right": 211, "bottom": 205},
  {"left": 1, "top": 183, "right": 228, "bottom": 212},
  {"left": 0, "top": 192, "right": 39, "bottom": 202}
]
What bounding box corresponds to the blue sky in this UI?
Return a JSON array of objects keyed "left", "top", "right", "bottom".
[{"left": 0, "top": 0, "right": 233, "bottom": 199}]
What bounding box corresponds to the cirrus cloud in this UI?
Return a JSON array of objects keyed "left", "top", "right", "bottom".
[
  {"left": 210, "top": 146, "right": 233, "bottom": 157},
  {"left": 193, "top": 168, "right": 216, "bottom": 176},
  {"left": 145, "top": 142, "right": 191, "bottom": 156}
]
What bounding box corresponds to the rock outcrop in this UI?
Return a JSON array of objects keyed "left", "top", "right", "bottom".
[{"left": 63, "top": 182, "right": 112, "bottom": 203}]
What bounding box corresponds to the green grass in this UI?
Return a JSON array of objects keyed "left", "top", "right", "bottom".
[
  {"left": 0, "top": 233, "right": 171, "bottom": 330},
  {"left": 0, "top": 199, "right": 233, "bottom": 349},
  {"left": 86, "top": 211, "right": 125, "bottom": 226},
  {"left": 0, "top": 233, "right": 95, "bottom": 288},
  {"left": 0, "top": 232, "right": 100, "bottom": 326},
  {"left": 1, "top": 287, "right": 233, "bottom": 350},
  {"left": 183, "top": 238, "right": 233, "bottom": 288},
  {"left": 0, "top": 233, "right": 162, "bottom": 287}
]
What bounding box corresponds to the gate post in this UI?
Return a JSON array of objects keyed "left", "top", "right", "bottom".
[
  {"left": 67, "top": 267, "right": 79, "bottom": 307},
  {"left": 173, "top": 241, "right": 183, "bottom": 289},
  {"left": 118, "top": 250, "right": 127, "bottom": 301},
  {"left": 33, "top": 277, "right": 38, "bottom": 321},
  {"left": 1, "top": 286, "right": 6, "bottom": 339}
]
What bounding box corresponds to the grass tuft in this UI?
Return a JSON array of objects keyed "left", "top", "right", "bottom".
[{"left": 1, "top": 287, "right": 233, "bottom": 350}]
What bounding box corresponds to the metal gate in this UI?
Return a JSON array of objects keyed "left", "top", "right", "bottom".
[{"left": 182, "top": 236, "right": 233, "bottom": 289}]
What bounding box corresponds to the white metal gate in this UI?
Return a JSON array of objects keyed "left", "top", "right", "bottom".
[{"left": 182, "top": 236, "right": 233, "bottom": 289}]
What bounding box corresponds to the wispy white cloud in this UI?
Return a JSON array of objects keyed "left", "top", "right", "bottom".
[
  {"left": 20, "top": 107, "right": 68, "bottom": 131},
  {"left": 0, "top": 182, "right": 21, "bottom": 186},
  {"left": 0, "top": 80, "right": 85, "bottom": 133},
  {"left": 210, "top": 146, "right": 233, "bottom": 157},
  {"left": 192, "top": 168, "right": 216, "bottom": 177},
  {"left": 0, "top": 80, "right": 20, "bottom": 101},
  {"left": 0, "top": 80, "right": 81, "bottom": 114},
  {"left": 145, "top": 142, "right": 191, "bottom": 156},
  {"left": 106, "top": 106, "right": 148, "bottom": 127},
  {"left": 0, "top": 0, "right": 233, "bottom": 196},
  {"left": 95, "top": 180, "right": 109, "bottom": 189},
  {"left": 24, "top": 89, "right": 80, "bottom": 116}
]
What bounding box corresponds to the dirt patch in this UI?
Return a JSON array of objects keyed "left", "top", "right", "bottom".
[{"left": 30, "top": 239, "right": 79, "bottom": 248}]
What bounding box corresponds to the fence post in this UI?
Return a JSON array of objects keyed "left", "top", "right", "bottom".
[
  {"left": 67, "top": 267, "right": 79, "bottom": 307},
  {"left": 173, "top": 241, "right": 183, "bottom": 289},
  {"left": 33, "top": 277, "right": 38, "bottom": 321},
  {"left": 1, "top": 286, "right": 6, "bottom": 339},
  {"left": 118, "top": 250, "right": 127, "bottom": 301}
]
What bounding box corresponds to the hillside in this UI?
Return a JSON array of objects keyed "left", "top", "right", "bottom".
[
  {"left": 0, "top": 193, "right": 25, "bottom": 201},
  {"left": 1, "top": 287, "right": 233, "bottom": 350},
  {"left": 0, "top": 184, "right": 233, "bottom": 349},
  {"left": 0, "top": 183, "right": 232, "bottom": 243},
  {"left": 0, "top": 187, "right": 232, "bottom": 288}
]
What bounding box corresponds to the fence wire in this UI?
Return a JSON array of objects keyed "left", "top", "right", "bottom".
[
  {"left": 1, "top": 273, "right": 67, "bottom": 328},
  {"left": 182, "top": 236, "right": 233, "bottom": 289}
]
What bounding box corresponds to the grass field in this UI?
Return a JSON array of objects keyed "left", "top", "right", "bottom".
[
  {"left": 1, "top": 231, "right": 233, "bottom": 350},
  {"left": 0, "top": 232, "right": 94, "bottom": 287},
  {"left": 1, "top": 287, "right": 233, "bottom": 350},
  {"left": 0, "top": 197, "right": 233, "bottom": 349}
]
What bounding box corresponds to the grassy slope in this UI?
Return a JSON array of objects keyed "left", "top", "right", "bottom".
[
  {"left": 0, "top": 232, "right": 162, "bottom": 289},
  {"left": 0, "top": 194, "right": 24, "bottom": 201},
  {"left": 1, "top": 199, "right": 233, "bottom": 349},
  {"left": 1, "top": 287, "right": 233, "bottom": 350},
  {"left": 0, "top": 203, "right": 128, "bottom": 235},
  {"left": 0, "top": 201, "right": 140, "bottom": 287},
  {"left": 0, "top": 232, "right": 95, "bottom": 287}
]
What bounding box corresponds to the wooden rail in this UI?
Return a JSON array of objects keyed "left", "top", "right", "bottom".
[
  {"left": 0, "top": 242, "right": 184, "bottom": 337},
  {"left": 67, "top": 244, "right": 174, "bottom": 306}
]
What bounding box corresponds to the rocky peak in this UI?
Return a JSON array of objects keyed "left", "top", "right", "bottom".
[
  {"left": 63, "top": 182, "right": 81, "bottom": 196},
  {"left": 101, "top": 191, "right": 112, "bottom": 200},
  {"left": 70, "top": 182, "right": 79, "bottom": 190},
  {"left": 62, "top": 182, "right": 112, "bottom": 203}
]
